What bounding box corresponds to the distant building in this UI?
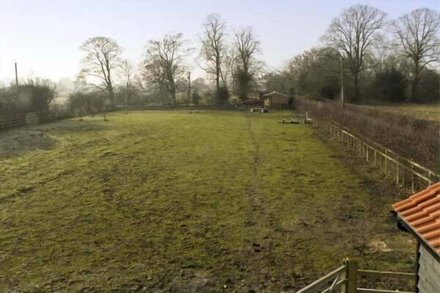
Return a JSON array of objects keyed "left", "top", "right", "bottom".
[
  {"left": 392, "top": 182, "right": 440, "bottom": 293},
  {"left": 263, "top": 91, "right": 289, "bottom": 108}
]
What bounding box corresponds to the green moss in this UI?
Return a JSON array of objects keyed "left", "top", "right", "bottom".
[{"left": 0, "top": 111, "right": 414, "bottom": 291}]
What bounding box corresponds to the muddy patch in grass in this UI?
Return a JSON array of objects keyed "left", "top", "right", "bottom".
[
  {"left": 40, "top": 119, "right": 108, "bottom": 133},
  {"left": 0, "top": 129, "right": 55, "bottom": 155}
]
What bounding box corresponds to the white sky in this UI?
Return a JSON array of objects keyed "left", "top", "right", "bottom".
[{"left": 0, "top": 0, "right": 438, "bottom": 84}]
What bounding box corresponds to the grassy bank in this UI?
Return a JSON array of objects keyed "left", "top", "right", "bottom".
[{"left": 0, "top": 111, "right": 414, "bottom": 292}]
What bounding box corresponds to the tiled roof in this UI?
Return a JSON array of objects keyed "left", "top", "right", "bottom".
[{"left": 392, "top": 182, "right": 440, "bottom": 255}]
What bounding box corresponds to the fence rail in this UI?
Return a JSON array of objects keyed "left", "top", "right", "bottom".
[
  {"left": 313, "top": 119, "right": 440, "bottom": 194},
  {"left": 296, "top": 259, "right": 415, "bottom": 293},
  {"left": 0, "top": 111, "right": 80, "bottom": 131},
  {"left": 297, "top": 266, "right": 346, "bottom": 293},
  {"left": 294, "top": 97, "right": 440, "bottom": 174},
  {"left": 0, "top": 111, "right": 53, "bottom": 130}
]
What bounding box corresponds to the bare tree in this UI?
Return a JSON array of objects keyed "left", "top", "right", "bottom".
[
  {"left": 220, "top": 48, "right": 236, "bottom": 88},
  {"left": 79, "top": 37, "right": 122, "bottom": 103},
  {"left": 142, "top": 59, "right": 167, "bottom": 102},
  {"left": 200, "top": 14, "right": 228, "bottom": 96},
  {"left": 393, "top": 8, "right": 440, "bottom": 101},
  {"left": 143, "top": 33, "right": 189, "bottom": 105},
  {"left": 322, "top": 5, "right": 386, "bottom": 101},
  {"left": 120, "top": 59, "right": 136, "bottom": 106},
  {"left": 233, "top": 27, "right": 261, "bottom": 100}
]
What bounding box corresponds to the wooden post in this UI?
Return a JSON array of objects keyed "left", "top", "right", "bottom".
[
  {"left": 384, "top": 156, "right": 388, "bottom": 176},
  {"left": 411, "top": 165, "right": 415, "bottom": 194},
  {"left": 396, "top": 162, "right": 400, "bottom": 185},
  {"left": 15, "top": 62, "right": 19, "bottom": 86},
  {"left": 366, "top": 146, "right": 369, "bottom": 162},
  {"left": 344, "top": 258, "right": 358, "bottom": 293},
  {"left": 402, "top": 168, "right": 406, "bottom": 189}
]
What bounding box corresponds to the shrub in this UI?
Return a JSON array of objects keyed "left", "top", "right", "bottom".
[
  {"left": 192, "top": 91, "right": 201, "bottom": 105},
  {"left": 216, "top": 86, "right": 230, "bottom": 105},
  {"left": 370, "top": 68, "right": 407, "bottom": 102}
]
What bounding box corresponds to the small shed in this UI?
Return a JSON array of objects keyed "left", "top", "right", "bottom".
[
  {"left": 392, "top": 182, "right": 440, "bottom": 293},
  {"left": 263, "top": 91, "right": 289, "bottom": 108}
]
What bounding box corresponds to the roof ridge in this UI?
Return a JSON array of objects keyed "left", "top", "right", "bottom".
[{"left": 392, "top": 182, "right": 440, "bottom": 255}]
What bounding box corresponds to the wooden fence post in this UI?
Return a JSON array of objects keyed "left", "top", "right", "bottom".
[
  {"left": 344, "top": 258, "right": 358, "bottom": 293},
  {"left": 314, "top": 120, "right": 439, "bottom": 196},
  {"left": 384, "top": 156, "right": 388, "bottom": 176},
  {"left": 411, "top": 165, "right": 415, "bottom": 194},
  {"left": 366, "top": 146, "right": 369, "bottom": 162}
]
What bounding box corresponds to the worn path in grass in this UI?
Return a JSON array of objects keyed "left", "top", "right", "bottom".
[{"left": 0, "top": 111, "right": 413, "bottom": 292}]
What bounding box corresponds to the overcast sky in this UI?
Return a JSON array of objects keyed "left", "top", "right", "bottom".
[{"left": 0, "top": 0, "right": 438, "bottom": 84}]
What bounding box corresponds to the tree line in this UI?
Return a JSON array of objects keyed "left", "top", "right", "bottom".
[
  {"left": 70, "top": 13, "right": 263, "bottom": 115},
  {"left": 1, "top": 5, "right": 439, "bottom": 118},
  {"left": 265, "top": 6, "right": 440, "bottom": 103}
]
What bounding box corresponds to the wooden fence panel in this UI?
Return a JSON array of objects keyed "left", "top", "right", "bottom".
[{"left": 313, "top": 119, "right": 439, "bottom": 194}]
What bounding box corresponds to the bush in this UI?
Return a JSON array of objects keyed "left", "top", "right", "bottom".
[
  {"left": 417, "top": 69, "right": 440, "bottom": 103},
  {"left": 192, "top": 91, "right": 201, "bottom": 105},
  {"left": 216, "top": 86, "right": 230, "bottom": 105},
  {"left": 0, "top": 81, "right": 54, "bottom": 115},
  {"left": 68, "top": 91, "right": 106, "bottom": 116},
  {"left": 370, "top": 68, "right": 407, "bottom": 102}
]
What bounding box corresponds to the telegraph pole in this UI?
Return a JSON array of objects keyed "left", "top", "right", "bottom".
[
  {"left": 340, "top": 54, "right": 344, "bottom": 110},
  {"left": 187, "top": 71, "right": 191, "bottom": 105},
  {"left": 15, "top": 62, "right": 19, "bottom": 86}
]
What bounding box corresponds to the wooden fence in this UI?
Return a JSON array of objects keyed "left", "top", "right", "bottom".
[
  {"left": 313, "top": 119, "right": 440, "bottom": 194},
  {"left": 0, "top": 111, "right": 71, "bottom": 131},
  {"left": 294, "top": 97, "right": 440, "bottom": 174},
  {"left": 297, "top": 259, "right": 415, "bottom": 293}
]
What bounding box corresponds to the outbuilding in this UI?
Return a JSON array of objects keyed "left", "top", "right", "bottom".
[
  {"left": 263, "top": 91, "right": 289, "bottom": 108},
  {"left": 392, "top": 182, "right": 440, "bottom": 293}
]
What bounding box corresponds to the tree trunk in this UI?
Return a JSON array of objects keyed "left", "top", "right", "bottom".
[
  {"left": 353, "top": 70, "right": 360, "bottom": 102},
  {"left": 126, "top": 82, "right": 129, "bottom": 106},
  {"left": 170, "top": 80, "right": 176, "bottom": 106},
  {"left": 411, "top": 64, "right": 420, "bottom": 102},
  {"left": 216, "top": 64, "right": 220, "bottom": 93}
]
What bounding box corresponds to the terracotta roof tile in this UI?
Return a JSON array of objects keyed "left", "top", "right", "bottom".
[{"left": 392, "top": 182, "right": 440, "bottom": 255}]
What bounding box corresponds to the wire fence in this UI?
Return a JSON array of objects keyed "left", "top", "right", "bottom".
[{"left": 313, "top": 119, "right": 439, "bottom": 194}]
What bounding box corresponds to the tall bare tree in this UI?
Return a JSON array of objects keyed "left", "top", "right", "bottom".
[
  {"left": 323, "top": 5, "right": 386, "bottom": 101},
  {"left": 393, "top": 8, "right": 440, "bottom": 101},
  {"left": 143, "top": 33, "right": 188, "bottom": 105},
  {"left": 121, "top": 59, "right": 135, "bottom": 106},
  {"left": 233, "top": 27, "right": 261, "bottom": 100},
  {"left": 200, "top": 14, "right": 228, "bottom": 96},
  {"left": 220, "top": 48, "right": 236, "bottom": 88},
  {"left": 79, "top": 37, "right": 122, "bottom": 102}
]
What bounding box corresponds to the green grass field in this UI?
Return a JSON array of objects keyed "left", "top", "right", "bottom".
[{"left": 0, "top": 111, "right": 414, "bottom": 292}]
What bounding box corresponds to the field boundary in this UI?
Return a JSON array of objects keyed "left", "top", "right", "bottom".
[
  {"left": 297, "top": 259, "right": 415, "bottom": 293},
  {"left": 0, "top": 111, "right": 70, "bottom": 131},
  {"left": 293, "top": 97, "right": 440, "bottom": 173},
  {"left": 313, "top": 119, "right": 439, "bottom": 193}
]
